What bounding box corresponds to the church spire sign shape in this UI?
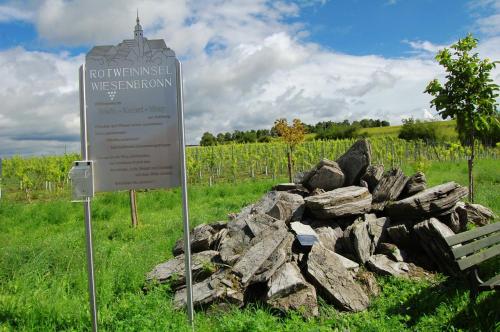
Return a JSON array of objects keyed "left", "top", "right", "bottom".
[
  {"left": 77, "top": 15, "right": 195, "bottom": 331},
  {"left": 83, "top": 16, "right": 180, "bottom": 192}
]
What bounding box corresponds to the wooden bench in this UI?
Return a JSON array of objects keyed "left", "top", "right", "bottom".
[{"left": 444, "top": 222, "right": 500, "bottom": 299}]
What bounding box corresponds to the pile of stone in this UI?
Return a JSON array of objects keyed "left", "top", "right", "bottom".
[{"left": 146, "top": 139, "right": 495, "bottom": 317}]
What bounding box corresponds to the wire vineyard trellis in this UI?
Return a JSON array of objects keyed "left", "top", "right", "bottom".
[{"left": 1, "top": 137, "right": 498, "bottom": 194}]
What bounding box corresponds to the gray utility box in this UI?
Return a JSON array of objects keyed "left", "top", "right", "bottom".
[{"left": 69, "top": 161, "right": 94, "bottom": 201}]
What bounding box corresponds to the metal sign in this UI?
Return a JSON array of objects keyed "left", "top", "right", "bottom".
[
  {"left": 77, "top": 15, "right": 194, "bottom": 331},
  {"left": 84, "top": 17, "right": 180, "bottom": 193}
]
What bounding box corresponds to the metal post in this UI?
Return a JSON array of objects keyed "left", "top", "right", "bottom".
[
  {"left": 79, "top": 65, "right": 98, "bottom": 332},
  {"left": 83, "top": 199, "right": 98, "bottom": 332},
  {"left": 176, "top": 59, "right": 194, "bottom": 326}
]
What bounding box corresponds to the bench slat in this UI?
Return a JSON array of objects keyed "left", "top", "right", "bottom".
[
  {"left": 457, "top": 243, "right": 500, "bottom": 270},
  {"left": 451, "top": 233, "right": 500, "bottom": 259},
  {"left": 479, "top": 274, "right": 500, "bottom": 290},
  {"left": 445, "top": 223, "right": 500, "bottom": 246}
]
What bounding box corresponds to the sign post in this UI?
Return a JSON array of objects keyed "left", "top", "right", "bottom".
[
  {"left": 72, "top": 15, "right": 194, "bottom": 330},
  {"left": 177, "top": 61, "right": 194, "bottom": 324}
]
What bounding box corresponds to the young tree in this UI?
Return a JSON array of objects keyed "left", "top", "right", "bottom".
[
  {"left": 200, "top": 132, "right": 217, "bottom": 146},
  {"left": 425, "top": 33, "right": 499, "bottom": 202},
  {"left": 273, "top": 118, "right": 306, "bottom": 182}
]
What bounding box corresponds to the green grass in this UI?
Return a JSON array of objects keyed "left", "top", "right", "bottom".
[{"left": 0, "top": 160, "right": 498, "bottom": 331}]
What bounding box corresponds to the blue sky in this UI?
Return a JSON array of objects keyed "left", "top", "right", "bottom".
[
  {"left": 0, "top": 1, "right": 489, "bottom": 57},
  {"left": 296, "top": 0, "right": 477, "bottom": 56},
  {"left": 0, "top": 0, "right": 498, "bottom": 155}
]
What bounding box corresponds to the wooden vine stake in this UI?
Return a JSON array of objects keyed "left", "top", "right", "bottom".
[{"left": 129, "top": 189, "right": 138, "bottom": 228}]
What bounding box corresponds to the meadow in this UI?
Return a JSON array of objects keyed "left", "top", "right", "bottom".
[{"left": 0, "top": 159, "right": 499, "bottom": 331}]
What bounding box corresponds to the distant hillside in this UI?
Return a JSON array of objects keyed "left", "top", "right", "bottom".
[
  {"left": 357, "top": 120, "right": 457, "bottom": 141},
  {"left": 304, "top": 120, "right": 458, "bottom": 141}
]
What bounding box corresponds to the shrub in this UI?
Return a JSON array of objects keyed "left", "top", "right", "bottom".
[
  {"left": 398, "top": 118, "right": 438, "bottom": 142},
  {"left": 315, "top": 124, "right": 357, "bottom": 140}
]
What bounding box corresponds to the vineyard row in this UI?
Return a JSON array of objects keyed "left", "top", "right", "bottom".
[{"left": 1, "top": 137, "right": 497, "bottom": 191}]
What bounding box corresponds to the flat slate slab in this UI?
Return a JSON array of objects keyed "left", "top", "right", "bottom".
[
  {"left": 371, "top": 168, "right": 408, "bottom": 211},
  {"left": 305, "top": 186, "right": 372, "bottom": 219},
  {"left": 267, "top": 282, "right": 319, "bottom": 318},
  {"left": 232, "top": 228, "right": 289, "bottom": 285},
  {"left": 386, "top": 182, "right": 468, "bottom": 221},
  {"left": 146, "top": 250, "right": 219, "bottom": 287},
  {"left": 291, "top": 222, "right": 319, "bottom": 246},
  {"left": 306, "top": 243, "right": 370, "bottom": 312},
  {"left": 173, "top": 270, "right": 243, "bottom": 309},
  {"left": 367, "top": 254, "right": 409, "bottom": 277},
  {"left": 267, "top": 262, "right": 307, "bottom": 299}
]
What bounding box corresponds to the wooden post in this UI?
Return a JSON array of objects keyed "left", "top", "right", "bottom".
[
  {"left": 129, "top": 189, "right": 138, "bottom": 228},
  {"left": 287, "top": 149, "right": 293, "bottom": 183}
]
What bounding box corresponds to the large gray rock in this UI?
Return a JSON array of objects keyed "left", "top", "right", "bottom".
[
  {"left": 386, "top": 182, "right": 468, "bottom": 222},
  {"left": 267, "top": 262, "right": 307, "bottom": 300},
  {"left": 173, "top": 270, "right": 244, "bottom": 309},
  {"left": 334, "top": 252, "right": 360, "bottom": 270},
  {"left": 376, "top": 242, "right": 406, "bottom": 262},
  {"left": 386, "top": 223, "right": 413, "bottom": 249},
  {"left": 306, "top": 243, "right": 370, "bottom": 312},
  {"left": 458, "top": 202, "right": 495, "bottom": 227},
  {"left": 146, "top": 250, "right": 219, "bottom": 287},
  {"left": 315, "top": 223, "right": 344, "bottom": 253},
  {"left": 367, "top": 254, "right": 409, "bottom": 277},
  {"left": 402, "top": 172, "right": 427, "bottom": 197},
  {"left": 251, "top": 233, "right": 294, "bottom": 284},
  {"left": 173, "top": 224, "right": 217, "bottom": 256},
  {"left": 344, "top": 216, "right": 390, "bottom": 264},
  {"left": 440, "top": 201, "right": 494, "bottom": 233},
  {"left": 439, "top": 203, "right": 468, "bottom": 233},
  {"left": 250, "top": 191, "right": 305, "bottom": 223},
  {"left": 305, "top": 159, "right": 345, "bottom": 191},
  {"left": 267, "top": 282, "right": 319, "bottom": 318},
  {"left": 336, "top": 139, "right": 372, "bottom": 186},
  {"left": 244, "top": 213, "right": 282, "bottom": 238},
  {"left": 232, "top": 228, "right": 289, "bottom": 285},
  {"left": 361, "top": 164, "right": 384, "bottom": 192},
  {"left": 218, "top": 220, "right": 253, "bottom": 265},
  {"left": 305, "top": 186, "right": 372, "bottom": 220},
  {"left": 371, "top": 168, "right": 409, "bottom": 211},
  {"left": 413, "top": 218, "right": 457, "bottom": 275}
]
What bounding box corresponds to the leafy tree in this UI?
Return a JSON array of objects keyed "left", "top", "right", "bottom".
[
  {"left": 315, "top": 124, "right": 357, "bottom": 140},
  {"left": 273, "top": 118, "right": 306, "bottom": 182},
  {"left": 425, "top": 33, "right": 499, "bottom": 202},
  {"left": 200, "top": 132, "right": 217, "bottom": 146},
  {"left": 398, "top": 118, "right": 438, "bottom": 142}
]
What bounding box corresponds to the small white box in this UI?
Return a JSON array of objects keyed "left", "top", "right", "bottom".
[{"left": 69, "top": 161, "right": 94, "bottom": 201}]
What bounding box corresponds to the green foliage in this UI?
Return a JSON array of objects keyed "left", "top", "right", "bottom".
[
  {"left": 398, "top": 118, "right": 438, "bottom": 142},
  {"left": 316, "top": 124, "right": 358, "bottom": 140},
  {"left": 200, "top": 132, "right": 217, "bottom": 146},
  {"left": 425, "top": 33, "right": 499, "bottom": 147}
]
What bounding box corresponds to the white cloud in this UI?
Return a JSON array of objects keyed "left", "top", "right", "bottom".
[
  {"left": 0, "top": 5, "right": 33, "bottom": 22},
  {"left": 0, "top": 0, "right": 498, "bottom": 156},
  {"left": 403, "top": 40, "right": 449, "bottom": 56},
  {"left": 0, "top": 48, "right": 83, "bottom": 155}
]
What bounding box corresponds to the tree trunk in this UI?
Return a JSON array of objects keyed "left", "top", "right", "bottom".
[
  {"left": 287, "top": 148, "right": 293, "bottom": 183},
  {"left": 468, "top": 141, "right": 475, "bottom": 203},
  {"left": 468, "top": 113, "right": 475, "bottom": 203},
  {"left": 130, "top": 189, "right": 138, "bottom": 228}
]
